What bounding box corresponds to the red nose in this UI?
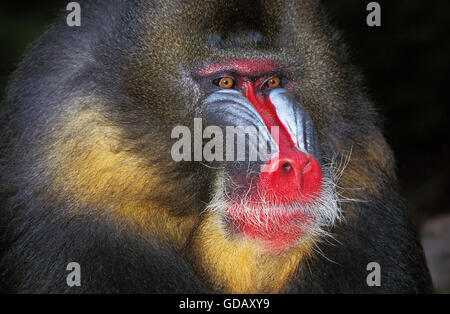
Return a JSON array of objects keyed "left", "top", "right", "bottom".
[
  {"left": 260, "top": 149, "right": 322, "bottom": 204},
  {"left": 243, "top": 81, "right": 323, "bottom": 204}
]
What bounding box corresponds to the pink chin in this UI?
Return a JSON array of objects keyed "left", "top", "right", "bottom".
[{"left": 226, "top": 205, "right": 313, "bottom": 253}]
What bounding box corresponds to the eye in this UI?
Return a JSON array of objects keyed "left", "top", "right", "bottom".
[
  {"left": 266, "top": 77, "right": 280, "bottom": 89},
  {"left": 214, "top": 77, "right": 235, "bottom": 89}
]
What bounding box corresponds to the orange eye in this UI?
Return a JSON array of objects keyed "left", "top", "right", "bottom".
[
  {"left": 218, "top": 77, "right": 234, "bottom": 89},
  {"left": 267, "top": 77, "right": 280, "bottom": 89}
]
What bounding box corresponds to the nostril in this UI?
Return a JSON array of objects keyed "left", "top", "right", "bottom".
[{"left": 281, "top": 162, "right": 293, "bottom": 173}]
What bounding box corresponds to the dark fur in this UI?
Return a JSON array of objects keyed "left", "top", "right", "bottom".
[{"left": 0, "top": 0, "right": 432, "bottom": 293}]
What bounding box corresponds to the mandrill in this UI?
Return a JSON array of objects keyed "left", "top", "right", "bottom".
[{"left": 0, "top": 0, "right": 432, "bottom": 293}]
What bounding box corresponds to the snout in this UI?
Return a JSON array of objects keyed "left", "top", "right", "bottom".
[{"left": 203, "top": 88, "right": 322, "bottom": 204}]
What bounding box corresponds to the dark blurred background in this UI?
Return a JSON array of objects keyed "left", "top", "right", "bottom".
[{"left": 0, "top": 0, "right": 448, "bottom": 292}]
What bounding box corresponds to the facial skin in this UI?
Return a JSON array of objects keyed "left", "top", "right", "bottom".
[{"left": 193, "top": 59, "right": 336, "bottom": 253}]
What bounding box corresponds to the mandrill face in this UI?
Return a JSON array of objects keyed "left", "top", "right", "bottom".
[
  {"left": 192, "top": 59, "right": 340, "bottom": 253},
  {"left": 113, "top": 0, "right": 400, "bottom": 293}
]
